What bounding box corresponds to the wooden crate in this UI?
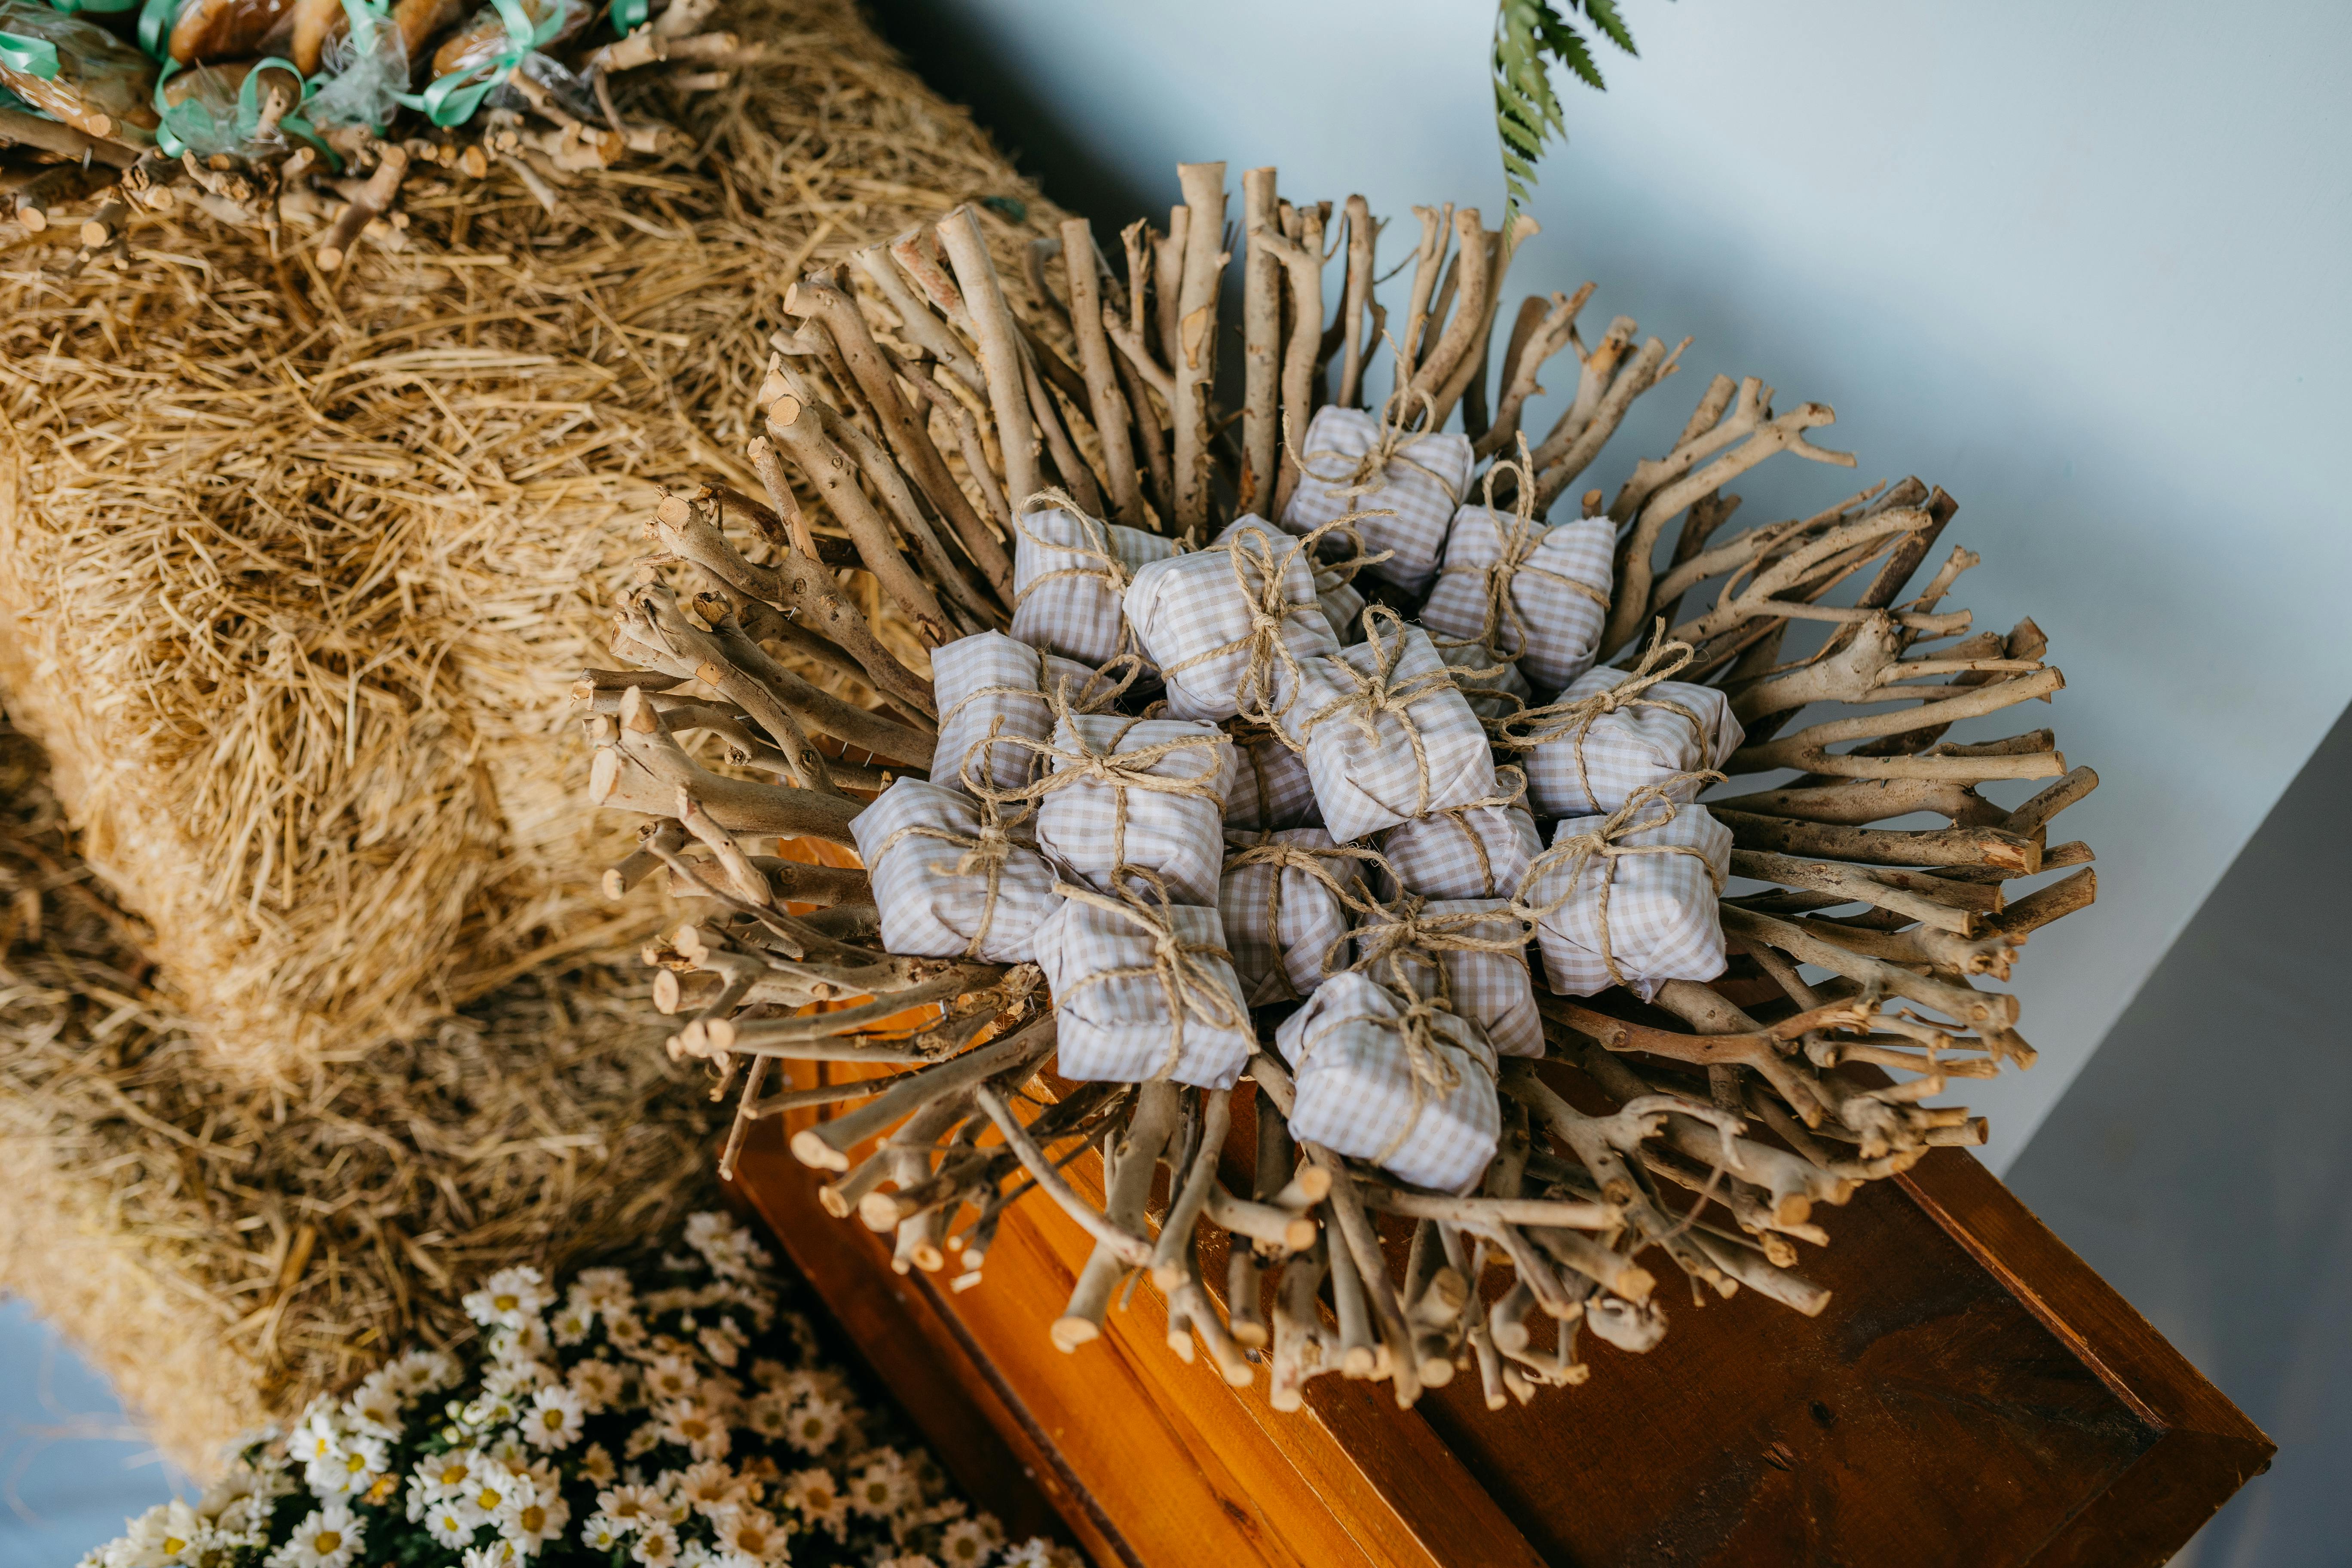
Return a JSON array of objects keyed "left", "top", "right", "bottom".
[{"left": 732, "top": 1061, "right": 2269, "bottom": 1568}]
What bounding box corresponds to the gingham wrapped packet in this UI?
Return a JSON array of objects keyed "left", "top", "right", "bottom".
[
  {"left": 1030, "top": 712, "right": 1234, "bottom": 905},
  {"left": 1009, "top": 500, "right": 1180, "bottom": 666},
  {"left": 1502, "top": 650, "right": 1744, "bottom": 818},
  {"left": 1280, "top": 404, "right": 1473, "bottom": 594},
  {"left": 1433, "top": 635, "right": 1532, "bottom": 724},
  {"left": 848, "top": 780, "right": 1059, "bottom": 962},
  {"left": 1035, "top": 872, "right": 1255, "bottom": 1088},
  {"left": 1288, "top": 609, "right": 1497, "bottom": 843},
  {"left": 1375, "top": 768, "right": 1541, "bottom": 900},
  {"left": 1274, "top": 971, "right": 1500, "bottom": 1193},
  {"left": 1224, "top": 723, "right": 1321, "bottom": 831},
  {"left": 1219, "top": 828, "right": 1378, "bottom": 1006},
  {"left": 1312, "top": 561, "right": 1367, "bottom": 646},
  {"left": 1421, "top": 505, "right": 1613, "bottom": 692},
  {"left": 1519, "top": 791, "right": 1732, "bottom": 1001},
  {"left": 1125, "top": 517, "right": 1339, "bottom": 723},
  {"left": 930, "top": 634, "right": 1133, "bottom": 796},
  {"left": 1351, "top": 896, "right": 1543, "bottom": 1059}
]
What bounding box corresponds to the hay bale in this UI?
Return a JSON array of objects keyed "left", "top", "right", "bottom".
[
  {"left": 0, "top": 0, "right": 1065, "bottom": 1074},
  {"left": 0, "top": 720, "right": 721, "bottom": 1473}
]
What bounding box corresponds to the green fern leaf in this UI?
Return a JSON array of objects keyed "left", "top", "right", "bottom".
[{"left": 1493, "top": 0, "right": 1657, "bottom": 217}]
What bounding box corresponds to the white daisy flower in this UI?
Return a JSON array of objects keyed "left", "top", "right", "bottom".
[
  {"left": 630, "top": 1521, "right": 681, "bottom": 1568},
  {"left": 416, "top": 1449, "right": 479, "bottom": 1502},
  {"left": 655, "top": 1400, "right": 732, "bottom": 1462},
  {"left": 460, "top": 1453, "right": 522, "bottom": 1519},
  {"left": 674, "top": 1459, "right": 746, "bottom": 1520},
  {"left": 783, "top": 1397, "right": 843, "bottom": 1456},
  {"left": 641, "top": 1355, "right": 700, "bottom": 1405},
  {"left": 604, "top": 1314, "right": 649, "bottom": 1353},
  {"left": 572, "top": 1267, "right": 633, "bottom": 1314},
  {"left": 622, "top": 1424, "right": 662, "bottom": 1461},
  {"left": 463, "top": 1266, "right": 553, "bottom": 1329},
  {"left": 269, "top": 1502, "right": 361, "bottom": 1568},
  {"left": 848, "top": 1456, "right": 915, "bottom": 1520},
  {"left": 595, "top": 1482, "right": 664, "bottom": 1533},
  {"left": 697, "top": 1324, "right": 743, "bottom": 1368},
  {"left": 568, "top": 1358, "right": 626, "bottom": 1414},
  {"left": 318, "top": 1435, "right": 389, "bottom": 1496},
  {"left": 521, "top": 1385, "right": 585, "bottom": 1451},
  {"left": 459, "top": 1544, "right": 517, "bottom": 1568},
  {"left": 938, "top": 1516, "right": 999, "bottom": 1567},
  {"left": 388, "top": 1348, "right": 460, "bottom": 1395},
  {"left": 496, "top": 1483, "right": 569, "bottom": 1556},
  {"left": 549, "top": 1302, "right": 595, "bottom": 1347},
  {"left": 423, "top": 1498, "right": 487, "bottom": 1550},
  {"left": 998, "top": 1544, "right": 1052, "bottom": 1568},
  {"left": 583, "top": 1516, "right": 627, "bottom": 1553},
  {"left": 747, "top": 1359, "right": 790, "bottom": 1392},
  {"left": 716, "top": 1507, "right": 788, "bottom": 1565},
  {"left": 781, "top": 1467, "right": 846, "bottom": 1534},
  {"left": 493, "top": 1317, "right": 555, "bottom": 1365},
  {"left": 342, "top": 1372, "right": 404, "bottom": 1438},
  {"left": 743, "top": 1392, "right": 790, "bottom": 1440},
  {"left": 579, "top": 1442, "right": 619, "bottom": 1487}
]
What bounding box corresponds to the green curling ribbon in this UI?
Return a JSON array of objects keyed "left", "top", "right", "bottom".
[
  {"left": 609, "top": 0, "right": 643, "bottom": 34},
  {"left": 0, "top": 30, "right": 62, "bottom": 78},
  {"left": 153, "top": 55, "right": 326, "bottom": 159},
  {"left": 393, "top": 0, "right": 558, "bottom": 127},
  {"left": 48, "top": 0, "right": 139, "bottom": 15},
  {"left": 136, "top": 0, "right": 183, "bottom": 60}
]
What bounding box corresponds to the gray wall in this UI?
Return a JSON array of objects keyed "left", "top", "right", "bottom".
[{"left": 2007, "top": 702, "right": 2352, "bottom": 1567}]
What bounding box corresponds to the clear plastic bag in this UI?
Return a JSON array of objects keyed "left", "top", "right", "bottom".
[
  {"left": 302, "top": 0, "right": 402, "bottom": 134},
  {"left": 0, "top": 0, "right": 159, "bottom": 136}
]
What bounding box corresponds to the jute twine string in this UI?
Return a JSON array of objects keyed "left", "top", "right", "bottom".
[
  {"left": 1393, "top": 764, "right": 1530, "bottom": 897},
  {"left": 1508, "top": 776, "right": 1729, "bottom": 990},
  {"left": 1158, "top": 518, "right": 1361, "bottom": 727},
  {"left": 1292, "top": 604, "right": 1461, "bottom": 813},
  {"left": 972, "top": 687, "right": 1226, "bottom": 876},
  {"left": 1052, "top": 865, "right": 1245, "bottom": 1081},
  {"left": 1294, "top": 385, "right": 1458, "bottom": 502},
  {"left": 1292, "top": 969, "right": 1493, "bottom": 1166},
  {"left": 939, "top": 650, "right": 1144, "bottom": 796},
  {"left": 1494, "top": 622, "right": 1708, "bottom": 812},
  {"left": 1431, "top": 434, "right": 1609, "bottom": 664},
  {"left": 1223, "top": 836, "right": 1390, "bottom": 1004},
  {"left": 1011, "top": 488, "right": 1183, "bottom": 662},
  {"left": 873, "top": 795, "right": 1026, "bottom": 959}
]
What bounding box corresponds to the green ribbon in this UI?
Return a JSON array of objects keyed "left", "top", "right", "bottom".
[
  {"left": 136, "top": 0, "right": 181, "bottom": 59},
  {"left": 0, "top": 31, "right": 61, "bottom": 78},
  {"left": 49, "top": 0, "right": 139, "bottom": 14},
  {"left": 609, "top": 0, "right": 644, "bottom": 33},
  {"left": 393, "top": 0, "right": 557, "bottom": 127},
  {"left": 153, "top": 56, "right": 325, "bottom": 159}
]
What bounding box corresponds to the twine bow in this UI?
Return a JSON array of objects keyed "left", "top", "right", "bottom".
[
  {"left": 395, "top": 0, "right": 564, "bottom": 126},
  {"left": 1294, "top": 604, "right": 1461, "bottom": 816},
  {"left": 1224, "top": 835, "right": 1390, "bottom": 1003},
  {"left": 939, "top": 651, "right": 1141, "bottom": 793},
  {"left": 1494, "top": 621, "right": 1708, "bottom": 811},
  {"left": 1509, "top": 778, "right": 1728, "bottom": 990},
  {"left": 875, "top": 799, "right": 1024, "bottom": 960},
  {"left": 1294, "top": 975, "right": 1494, "bottom": 1166},
  {"left": 1054, "top": 867, "right": 1246, "bottom": 1081},
  {"left": 1159, "top": 519, "right": 1355, "bottom": 727},
  {"left": 1296, "top": 387, "right": 1458, "bottom": 503},
  {"left": 1011, "top": 490, "right": 1175, "bottom": 664},
  {"left": 1432, "top": 433, "right": 1609, "bottom": 665},
  {"left": 971, "top": 689, "right": 1227, "bottom": 875}
]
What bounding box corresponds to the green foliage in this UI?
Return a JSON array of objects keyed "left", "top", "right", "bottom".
[{"left": 1494, "top": 0, "right": 1651, "bottom": 217}]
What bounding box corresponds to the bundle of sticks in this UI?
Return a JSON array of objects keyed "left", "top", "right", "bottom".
[
  {"left": 0, "top": 0, "right": 750, "bottom": 270},
  {"left": 572, "top": 160, "right": 2098, "bottom": 1412}
]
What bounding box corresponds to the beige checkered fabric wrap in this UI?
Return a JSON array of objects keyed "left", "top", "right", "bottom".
[
  {"left": 1035, "top": 870, "right": 1254, "bottom": 1088},
  {"left": 1218, "top": 828, "right": 1384, "bottom": 1006},
  {"left": 930, "top": 633, "right": 1139, "bottom": 798},
  {"left": 1274, "top": 971, "right": 1501, "bottom": 1194},
  {"left": 1127, "top": 518, "right": 1341, "bottom": 723},
  {"left": 1375, "top": 768, "right": 1541, "bottom": 900},
  {"left": 1433, "top": 635, "right": 1533, "bottom": 723},
  {"left": 1003, "top": 710, "right": 1233, "bottom": 907},
  {"left": 1289, "top": 609, "right": 1497, "bottom": 843},
  {"left": 1500, "top": 640, "right": 1744, "bottom": 818},
  {"left": 1351, "top": 895, "right": 1542, "bottom": 1060},
  {"left": 849, "top": 779, "right": 1059, "bottom": 963},
  {"left": 1009, "top": 501, "right": 1180, "bottom": 665},
  {"left": 1223, "top": 723, "right": 1321, "bottom": 832},
  {"left": 1280, "top": 403, "right": 1473, "bottom": 594},
  {"left": 1518, "top": 789, "right": 1732, "bottom": 1001},
  {"left": 1421, "top": 505, "right": 1613, "bottom": 693}
]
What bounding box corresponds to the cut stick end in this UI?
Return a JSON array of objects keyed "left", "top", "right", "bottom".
[
  {"left": 790, "top": 1127, "right": 851, "bottom": 1172},
  {"left": 1050, "top": 1317, "right": 1101, "bottom": 1353}
]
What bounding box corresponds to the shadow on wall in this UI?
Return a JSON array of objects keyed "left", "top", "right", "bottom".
[
  {"left": 2006, "top": 701, "right": 2352, "bottom": 1568},
  {"left": 871, "top": 0, "right": 1160, "bottom": 226}
]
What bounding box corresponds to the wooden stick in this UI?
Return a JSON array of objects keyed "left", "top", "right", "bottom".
[
  {"left": 1240, "top": 165, "right": 1283, "bottom": 514},
  {"left": 1171, "top": 162, "right": 1227, "bottom": 531},
  {"left": 936, "top": 205, "right": 1043, "bottom": 507},
  {"left": 1061, "top": 219, "right": 1142, "bottom": 524}
]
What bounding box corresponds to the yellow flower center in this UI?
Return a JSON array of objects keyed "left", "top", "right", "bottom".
[
  {"left": 163, "top": 1537, "right": 187, "bottom": 1553},
  {"left": 493, "top": 1294, "right": 518, "bottom": 1311},
  {"left": 519, "top": 1506, "right": 545, "bottom": 1533},
  {"left": 312, "top": 1530, "right": 341, "bottom": 1553},
  {"left": 542, "top": 1411, "right": 564, "bottom": 1429},
  {"left": 478, "top": 1488, "right": 503, "bottom": 1511},
  {"left": 343, "top": 1454, "right": 368, "bottom": 1474},
  {"left": 441, "top": 1463, "right": 469, "bottom": 1486}
]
